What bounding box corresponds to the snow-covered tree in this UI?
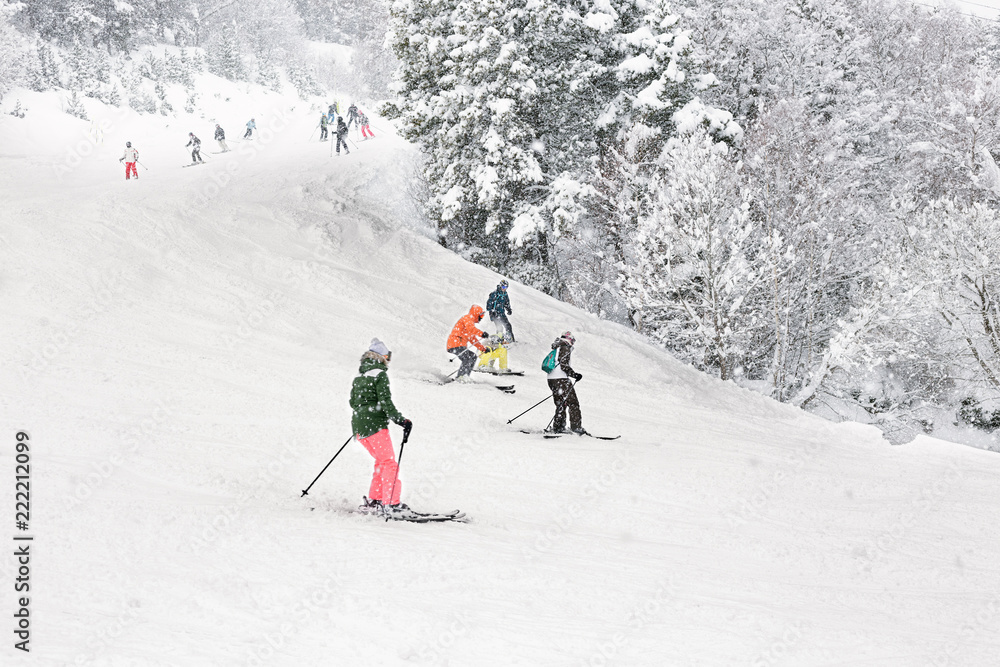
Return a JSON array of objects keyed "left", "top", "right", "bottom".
[
  {"left": 0, "top": 5, "right": 30, "bottom": 100},
  {"left": 903, "top": 199, "right": 1000, "bottom": 394},
  {"left": 739, "top": 99, "right": 880, "bottom": 403},
  {"left": 388, "top": 0, "right": 724, "bottom": 289},
  {"left": 65, "top": 89, "right": 88, "bottom": 118},
  {"left": 621, "top": 130, "right": 758, "bottom": 380},
  {"left": 387, "top": 0, "right": 546, "bottom": 274},
  {"left": 208, "top": 23, "right": 246, "bottom": 80}
]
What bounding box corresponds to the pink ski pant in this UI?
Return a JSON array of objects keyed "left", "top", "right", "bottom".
[{"left": 357, "top": 428, "right": 400, "bottom": 504}]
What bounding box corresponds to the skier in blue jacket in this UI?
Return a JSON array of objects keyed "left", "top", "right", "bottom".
[{"left": 486, "top": 280, "right": 514, "bottom": 343}]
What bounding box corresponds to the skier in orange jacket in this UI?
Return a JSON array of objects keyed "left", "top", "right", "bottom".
[{"left": 447, "top": 305, "right": 489, "bottom": 381}]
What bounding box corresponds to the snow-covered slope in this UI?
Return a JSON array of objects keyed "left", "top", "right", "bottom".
[{"left": 2, "top": 95, "right": 1000, "bottom": 666}]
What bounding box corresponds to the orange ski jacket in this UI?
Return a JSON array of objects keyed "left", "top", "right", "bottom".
[{"left": 447, "top": 305, "right": 488, "bottom": 351}]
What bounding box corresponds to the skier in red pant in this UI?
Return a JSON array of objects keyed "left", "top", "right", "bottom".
[
  {"left": 360, "top": 111, "right": 374, "bottom": 139},
  {"left": 350, "top": 338, "right": 412, "bottom": 512},
  {"left": 119, "top": 142, "right": 138, "bottom": 180}
]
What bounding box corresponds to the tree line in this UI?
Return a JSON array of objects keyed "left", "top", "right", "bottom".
[{"left": 387, "top": 0, "right": 1000, "bottom": 446}]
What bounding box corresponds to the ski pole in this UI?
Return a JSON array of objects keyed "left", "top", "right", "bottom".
[
  {"left": 137, "top": 161, "right": 148, "bottom": 170},
  {"left": 300, "top": 434, "right": 353, "bottom": 497},
  {"left": 309, "top": 125, "right": 318, "bottom": 141},
  {"left": 506, "top": 392, "right": 555, "bottom": 424},
  {"left": 383, "top": 423, "right": 411, "bottom": 520}
]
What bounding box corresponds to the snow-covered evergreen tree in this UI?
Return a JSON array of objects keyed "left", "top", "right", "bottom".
[
  {"left": 208, "top": 24, "right": 246, "bottom": 81},
  {"left": 0, "top": 5, "right": 30, "bottom": 100},
  {"left": 387, "top": 0, "right": 723, "bottom": 289},
  {"left": 184, "top": 88, "right": 197, "bottom": 114},
  {"left": 286, "top": 59, "right": 323, "bottom": 98},
  {"left": 65, "top": 89, "right": 88, "bottom": 119}
]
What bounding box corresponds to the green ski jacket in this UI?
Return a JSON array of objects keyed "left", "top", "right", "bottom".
[{"left": 350, "top": 353, "right": 406, "bottom": 438}]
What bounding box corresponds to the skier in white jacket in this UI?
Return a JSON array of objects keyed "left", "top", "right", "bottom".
[{"left": 119, "top": 142, "right": 139, "bottom": 180}]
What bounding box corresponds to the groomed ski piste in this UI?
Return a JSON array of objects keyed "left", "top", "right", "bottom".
[{"left": 2, "top": 78, "right": 1000, "bottom": 666}]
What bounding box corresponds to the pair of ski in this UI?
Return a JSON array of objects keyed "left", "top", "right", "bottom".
[
  {"left": 183, "top": 161, "right": 206, "bottom": 167},
  {"left": 520, "top": 429, "right": 620, "bottom": 441},
  {"left": 472, "top": 368, "right": 524, "bottom": 376},
  {"left": 355, "top": 505, "right": 467, "bottom": 523},
  {"left": 437, "top": 377, "right": 516, "bottom": 393}
]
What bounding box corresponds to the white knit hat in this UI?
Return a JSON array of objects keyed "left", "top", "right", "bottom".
[{"left": 369, "top": 338, "right": 390, "bottom": 357}]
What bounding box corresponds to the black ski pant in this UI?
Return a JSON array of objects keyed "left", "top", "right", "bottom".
[
  {"left": 548, "top": 378, "right": 581, "bottom": 431},
  {"left": 448, "top": 347, "right": 478, "bottom": 377},
  {"left": 490, "top": 313, "right": 514, "bottom": 342},
  {"left": 244, "top": 128, "right": 253, "bottom": 138},
  {"left": 336, "top": 135, "right": 350, "bottom": 154},
  {"left": 320, "top": 126, "right": 328, "bottom": 140},
  {"left": 192, "top": 148, "right": 203, "bottom": 162}
]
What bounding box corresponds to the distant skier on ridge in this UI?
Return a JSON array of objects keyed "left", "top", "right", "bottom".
[
  {"left": 186, "top": 133, "right": 204, "bottom": 164},
  {"left": 214, "top": 124, "right": 229, "bottom": 152},
  {"left": 335, "top": 116, "right": 350, "bottom": 155},
  {"left": 119, "top": 141, "right": 138, "bottom": 180},
  {"left": 350, "top": 338, "right": 412, "bottom": 512},
  {"left": 360, "top": 110, "right": 374, "bottom": 139},
  {"left": 244, "top": 118, "right": 256, "bottom": 139}
]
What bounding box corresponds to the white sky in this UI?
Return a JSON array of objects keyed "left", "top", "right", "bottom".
[{"left": 937, "top": 0, "right": 1000, "bottom": 21}]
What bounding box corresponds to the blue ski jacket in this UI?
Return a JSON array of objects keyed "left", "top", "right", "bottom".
[{"left": 487, "top": 287, "right": 511, "bottom": 316}]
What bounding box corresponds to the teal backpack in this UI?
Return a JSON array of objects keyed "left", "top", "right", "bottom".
[{"left": 541, "top": 349, "right": 558, "bottom": 373}]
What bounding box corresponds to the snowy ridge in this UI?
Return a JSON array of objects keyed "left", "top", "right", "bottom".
[{"left": 2, "top": 93, "right": 1000, "bottom": 665}]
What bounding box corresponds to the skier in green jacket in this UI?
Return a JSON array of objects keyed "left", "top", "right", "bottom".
[{"left": 350, "top": 338, "right": 412, "bottom": 511}]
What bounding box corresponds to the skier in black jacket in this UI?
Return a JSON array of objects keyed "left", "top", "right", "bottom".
[
  {"left": 545, "top": 331, "right": 585, "bottom": 435},
  {"left": 346, "top": 103, "right": 360, "bottom": 129},
  {"left": 214, "top": 124, "right": 229, "bottom": 152},
  {"left": 486, "top": 279, "right": 514, "bottom": 343},
  {"left": 335, "top": 117, "right": 351, "bottom": 155},
  {"left": 186, "top": 133, "right": 204, "bottom": 163}
]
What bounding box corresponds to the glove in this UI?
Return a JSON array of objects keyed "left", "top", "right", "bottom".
[
  {"left": 119, "top": 157, "right": 124, "bottom": 162},
  {"left": 573, "top": 373, "right": 583, "bottom": 382},
  {"left": 481, "top": 331, "right": 490, "bottom": 338},
  {"left": 401, "top": 419, "right": 413, "bottom": 438}
]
